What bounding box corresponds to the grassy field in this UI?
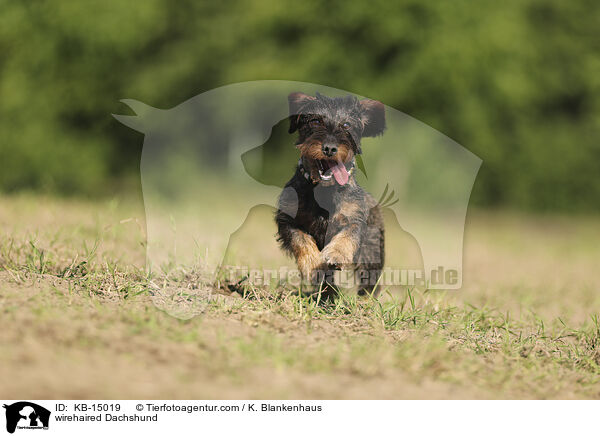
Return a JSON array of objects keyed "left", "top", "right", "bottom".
[{"left": 1, "top": 193, "right": 599, "bottom": 399}]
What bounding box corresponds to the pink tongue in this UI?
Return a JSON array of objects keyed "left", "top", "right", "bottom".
[{"left": 330, "top": 161, "right": 349, "bottom": 185}]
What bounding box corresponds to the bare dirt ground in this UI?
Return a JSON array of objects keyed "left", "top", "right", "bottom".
[{"left": 1, "top": 194, "right": 599, "bottom": 399}]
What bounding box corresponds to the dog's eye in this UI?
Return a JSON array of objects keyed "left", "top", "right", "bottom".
[
  {"left": 309, "top": 118, "right": 323, "bottom": 128},
  {"left": 341, "top": 122, "right": 351, "bottom": 130}
]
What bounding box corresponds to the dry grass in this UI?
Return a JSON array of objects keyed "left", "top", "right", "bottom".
[{"left": 1, "top": 193, "right": 599, "bottom": 399}]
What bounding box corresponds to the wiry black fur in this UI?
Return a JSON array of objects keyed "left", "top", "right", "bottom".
[{"left": 275, "top": 92, "right": 386, "bottom": 299}]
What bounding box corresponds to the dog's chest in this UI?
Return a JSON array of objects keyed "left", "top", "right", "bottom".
[{"left": 296, "top": 189, "right": 349, "bottom": 249}]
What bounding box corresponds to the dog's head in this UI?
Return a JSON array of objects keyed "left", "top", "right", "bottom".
[{"left": 288, "top": 92, "right": 385, "bottom": 187}]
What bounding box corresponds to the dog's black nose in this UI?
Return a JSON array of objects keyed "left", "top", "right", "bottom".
[{"left": 322, "top": 143, "right": 338, "bottom": 157}]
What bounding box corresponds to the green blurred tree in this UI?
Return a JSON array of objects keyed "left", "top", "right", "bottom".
[{"left": 0, "top": 0, "right": 598, "bottom": 210}]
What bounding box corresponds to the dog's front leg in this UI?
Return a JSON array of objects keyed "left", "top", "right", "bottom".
[
  {"left": 289, "top": 229, "right": 322, "bottom": 281},
  {"left": 277, "top": 222, "right": 321, "bottom": 281},
  {"left": 320, "top": 201, "right": 366, "bottom": 269},
  {"left": 321, "top": 223, "right": 363, "bottom": 270}
]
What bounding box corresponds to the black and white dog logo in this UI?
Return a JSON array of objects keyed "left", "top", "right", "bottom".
[{"left": 3, "top": 402, "right": 50, "bottom": 434}]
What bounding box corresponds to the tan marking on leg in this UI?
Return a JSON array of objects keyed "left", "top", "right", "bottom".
[
  {"left": 290, "top": 230, "right": 321, "bottom": 279},
  {"left": 321, "top": 231, "right": 358, "bottom": 268}
]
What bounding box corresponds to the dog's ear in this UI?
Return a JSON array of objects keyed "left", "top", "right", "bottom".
[
  {"left": 288, "top": 92, "right": 316, "bottom": 133},
  {"left": 360, "top": 99, "right": 386, "bottom": 137}
]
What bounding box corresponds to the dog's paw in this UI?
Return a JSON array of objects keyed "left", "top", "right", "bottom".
[
  {"left": 321, "top": 243, "right": 354, "bottom": 269},
  {"left": 297, "top": 248, "right": 322, "bottom": 280}
]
